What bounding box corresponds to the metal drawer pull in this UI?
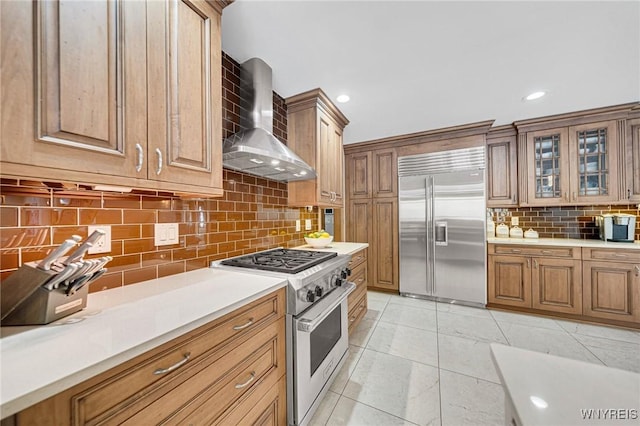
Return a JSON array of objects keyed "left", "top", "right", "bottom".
[
  {"left": 232, "top": 318, "right": 254, "bottom": 331},
  {"left": 613, "top": 254, "right": 628, "bottom": 258},
  {"left": 533, "top": 259, "right": 538, "bottom": 269},
  {"left": 153, "top": 352, "right": 190, "bottom": 375},
  {"left": 541, "top": 250, "right": 553, "bottom": 254},
  {"left": 635, "top": 266, "right": 639, "bottom": 277},
  {"left": 511, "top": 249, "right": 522, "bottom": 253},
  {"left": 527, "top": 259, "right": 531, "bottom": 268},
  {"left": 155, "top": 148, "right": 163, "bottom": 175},
  {"left": 135, "top": 143, "right": 144, "bottom": 172},
  {"left": 235, "top": 371, "right": 256, "bottom": 389}
]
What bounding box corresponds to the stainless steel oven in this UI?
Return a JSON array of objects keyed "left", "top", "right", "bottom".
[
  {"left": 213, "top": 248, "right": 355, "bottom": 426},
  {"left": 287, "top": 281, "right": 355, "bottom": 426}
]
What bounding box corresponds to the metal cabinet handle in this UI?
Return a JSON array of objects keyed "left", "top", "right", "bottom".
[
  {"left": 155, "top": 148, "right": 163, "bottom": 175},
  {"left": 533, "top": 259, "right": 538, "bottom": 269},
  {"left": 153, "top": 353, "right": 190, "bottom": 375},
  {"left": 572, "top": 192, "right": 576, "bottom": 201},
  {"left": 613, "top": 253, "right": 628, "bottom": 258},
  {"left": 235, "top": 371, "right": 256, "bottom": 389},
  {"left": 541, "top": 250, "right": 553, "bottom": 255},
  {"left": 232, "top": 318, "right": 254, "bottom": 331},
  {"left": 635, "top": 266, "right": 640, "bottom": 277},
  {"left": 135, "top": 143, "right": 144, "bottom": 172},
  {"left": 510, "top": 249, "right": 522, "bottom": 253},
  {"left": 512, "top": 195, "right": 516, "bottom": 203},
  {"left": 527, "top": 258, "right": 531, "bottom": 268},
  {"left": 628, "top": 189, "right": 632, "bottom": 199}
]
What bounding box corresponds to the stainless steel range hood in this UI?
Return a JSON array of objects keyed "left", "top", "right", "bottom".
[{"left": 223, "top": 58, "right": 316, "bottom": 182}]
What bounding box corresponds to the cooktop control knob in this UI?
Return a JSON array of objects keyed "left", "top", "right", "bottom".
[
  {"left": 340, "top": 270, "right": 348, "bottom": 279},
  {"left": 305, "top": 290, "right": 315, "bottom": 303},
  {"left": 335, "top": 277, "right": 344, "bottom": 287},
  {"left": 314, "top": 286, "right": 323, "bottom": 297},
  {"left": 346, "top": 267, "right": 352, "bottom": 276}
]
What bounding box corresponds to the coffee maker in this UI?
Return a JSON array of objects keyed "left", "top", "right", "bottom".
[{"left": 596, "top": 214, "right": 637, "bottom": 242}]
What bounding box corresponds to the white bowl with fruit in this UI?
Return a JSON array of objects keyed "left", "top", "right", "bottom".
[{"left": 304, "top": 230, "right": 333, "bottom": 248}]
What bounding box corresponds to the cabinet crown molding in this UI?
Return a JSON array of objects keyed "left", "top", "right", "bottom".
[
  {"left": 285, "top": 88, "right": 349, "bottom": 127},
  {"left": 513, "top": 102, "right": 639, "bottom": 132}
]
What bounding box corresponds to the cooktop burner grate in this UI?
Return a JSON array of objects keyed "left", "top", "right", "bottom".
[{"left": 220, "top": 249, "right": 337, "bottom": 274}]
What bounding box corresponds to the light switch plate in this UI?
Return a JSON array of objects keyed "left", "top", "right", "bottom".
[
  {"left": 305, "top": 219, "right": 312, "bottom": 230},
  {"left": 155, "top": 223, "right": 179, "bottom": 246},
  {"left": 295, "top": 220, "right": 301, "bottom": 232},
  {"left": 511, "top": 216, "right": 519, "bottom": 226},
  {"left": 87, "top": 225, "right": 112, "bottom": 254}
]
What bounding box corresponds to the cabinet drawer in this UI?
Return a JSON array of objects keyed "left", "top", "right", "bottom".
[
  {"left": 126, "top": 320, "right": 285, "bottom": 425},
  {"left": 214, "top": 375, "right": 286, "bottom": 426},
  {"left": 348, "top": 293, "right": 367, "bottom": 333},
  {"left": 70, "top": 289, "right": 284, "bottom": 425},
  {"left": 348, "top": 248, "right": 367, "bottom": 269},
  {"left": 582, "top": 248, "right": 640, "bottom": 263},
  {"left": 348, "top": 274, "right": 367, "bottom": 311},
  {"left": 490, "top": 244, "right": 579, "bottom": 259}
]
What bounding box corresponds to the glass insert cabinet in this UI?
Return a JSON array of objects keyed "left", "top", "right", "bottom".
[{"left": 524, "top": 121, "right": 619, "bottom": 206}]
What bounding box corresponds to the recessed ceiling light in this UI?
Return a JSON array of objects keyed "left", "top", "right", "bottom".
[
  {"left": 336, "top": 94, "right": 350, "bottom": 103},
  {"left": 524, "top": 91, "right": 546, "bottom": 101}
]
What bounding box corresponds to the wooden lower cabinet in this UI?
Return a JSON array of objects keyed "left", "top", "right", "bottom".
[
  {"left": 11, "top": 289, "right": 287, "bottom": 425},
  {"left": 531, "top": 258, "right": 582, "bottom": 315},
  {"left": 489, "top": 244, "right": 640, "bottom": 328},
  {"left": 370, "top": 198, "right": 399, "bottom": 291},
  {"left": 488, "top": 244, "right": 582, "bottom": 316},
  {"left": 488, "top": 255, "right": 531, "bottom": 308},
  {"left": 347, "top": 248, "right": 368, "bottom": 333},
  {"left": 583, "top": 260, "right": 640, "bottom": 323}
]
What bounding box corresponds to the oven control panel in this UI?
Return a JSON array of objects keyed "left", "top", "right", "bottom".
[{"left": 297, "top": 266, "right": 352, "bottom": 304}]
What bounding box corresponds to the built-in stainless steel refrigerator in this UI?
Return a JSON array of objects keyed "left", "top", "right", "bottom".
[{"left": 398, "top": 146, "right": 486, "bottom": 306}]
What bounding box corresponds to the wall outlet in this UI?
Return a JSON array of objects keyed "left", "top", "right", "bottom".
[
  {"left": 87, "top": 225, "right": 112, "bottom": 254},
  {"left": 155, "top": 223, "right": 179, "bottom": 246},
  {"left": 305, "top": 219, "right": 312, "bottom": 230},
  {"left": 511, "top": 216, "right": 519, "bottom": 226},
  {"left": 295, "top": 220, "right": 301, "bottom": 232}
]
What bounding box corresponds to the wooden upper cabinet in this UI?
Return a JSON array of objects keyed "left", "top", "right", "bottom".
[
  {"left": 1, "top": 0, "right": 143, "bottom": 178},
  {"left": 345, "top": 151, "right": 372, "bottom": 199},
  {"left": 286, "top": 89, "right": 349, "bottom": 207},
  {"left": 486, "top": 127, "right": 518, "bottom": 207},
  {"left": 519, "top": 121, "right": 620, "bottom": 206},
  {"left": 625, "top": 116, "right": 640, "bottom": 202},
  {"left": 146, "top": 0, "right": 223, "bottom": 191},
  {"left": 0, "top": 0, "right": 224, "bottom": 196},
  {"left": 372, "top": 149, "right": 397, "bottom": 197}
]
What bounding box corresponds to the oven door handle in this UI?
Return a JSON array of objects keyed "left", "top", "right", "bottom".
[{"left": 297, "top": 282, "right": 356, "bottom": 333}]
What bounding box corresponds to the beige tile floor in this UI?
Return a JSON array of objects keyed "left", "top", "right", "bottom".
[{"left": 309, "top": 291, "right": 640, "bottom": 426}]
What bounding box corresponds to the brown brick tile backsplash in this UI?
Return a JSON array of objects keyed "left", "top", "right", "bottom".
[{"left": 492, "top": 205, "right": 640, "bottom": 240}]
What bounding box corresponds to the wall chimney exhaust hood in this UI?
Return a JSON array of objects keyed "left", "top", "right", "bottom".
[{"left": 223, "top": 58, "right": 316, "bottom": 182}]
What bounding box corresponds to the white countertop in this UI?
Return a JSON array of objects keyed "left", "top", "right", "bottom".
[
  {"left": 292, "top": 242, "right": 369, "bottom": 256},
  {"left": 490, "top": 343, "right": 640, "bottom": 425},
  {"left": 488, "top": 237, "right": 640, "bottom": 249},
  {"left": 0, "top": 268, "right": 287, "bottom": 418}
]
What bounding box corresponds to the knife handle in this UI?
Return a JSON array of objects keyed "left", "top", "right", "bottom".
[
  {"left": 38, "top": 239, "right": 78, "bottom": 271},
  {"left": 65, "top": 229, "right": 106, "bottom": 264}
]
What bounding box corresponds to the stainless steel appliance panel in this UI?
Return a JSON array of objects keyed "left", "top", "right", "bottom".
[
  {"left": 399, "top": 175, "right": 430, "bottom": 296},
  {"left": 432, "top": 170, "right": 486, "bottom": 304}
]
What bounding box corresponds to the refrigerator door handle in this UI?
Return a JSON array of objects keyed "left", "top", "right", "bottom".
[
  {"left": 435, "top": 222, "right": 448, "bottom": 246},
  {"left": 426, "top": 176, "right": 436, "bottom": 295}
]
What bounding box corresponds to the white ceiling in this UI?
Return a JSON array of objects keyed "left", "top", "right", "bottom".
[{"left": 221, "top": 1, "right": 640, "bottom": 144}]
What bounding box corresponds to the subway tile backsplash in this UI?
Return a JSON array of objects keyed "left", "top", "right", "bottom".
[
  {"left": 491, "top": 205, "right": 640, "bottom": 240},
  {"left": 0, "top": 52, "right": 317, "bottom": 291}
]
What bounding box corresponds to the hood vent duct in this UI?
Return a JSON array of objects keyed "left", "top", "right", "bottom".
[{"left": 222, "top": 58, "right": 316, "bottom": 182}]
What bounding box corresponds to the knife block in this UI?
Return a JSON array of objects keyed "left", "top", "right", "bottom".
[{"left": 1, "top": 264, "right": 88, "bottom": 326}]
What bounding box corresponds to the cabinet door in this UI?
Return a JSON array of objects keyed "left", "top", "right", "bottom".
[
  {"left": 583, "top": 261, "right": 640, "bottom": 323},
  {"left": 524, "top": 128, "right": 570, "bottom": 206},
  {"left": 568, "top": 121, "right": 619, "bottom": 204},
  {"left": 371, "top": 198, "right": 398, "bottom": 291},
  {"left": 487, "top": 137, "right": 518, "bottom": 206},
  {"left": 318, "top": 113, "right": 334, "bottom": 204},
  {"left": 624, "top": 118, "right": 640, "bottom": 202},
  {"left": 1, "top": 0, "right": 144, "bottom": 178},
  {"left": 488, "top": 255, "right": 531, "bottom": 307},
  {"left": 373, "top": 149, "right": 397, "bottom": 198},
  {"left": 146, "top": 0, "right": 222, "bottom": 191},
  {"left": 348, "top": 199, "right": 373, "bottom": 292},
  {"left": 531, "top": 258, "right": 582, "bottom": 314},
  {"left": 346, "top": 152, "right": 372, "bottom": 199}
]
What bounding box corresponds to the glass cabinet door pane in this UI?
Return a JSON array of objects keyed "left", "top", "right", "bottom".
[
  {"left": 577, "top": 128, "right": 608, "bottom": 196},
  {"left": 534, "top": 134, "right": 561, "bottom": 198}
]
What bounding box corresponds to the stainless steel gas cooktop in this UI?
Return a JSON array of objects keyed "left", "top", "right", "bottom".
[{"left": 219, "top": 248, "right": 337, "bottom": 274}]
